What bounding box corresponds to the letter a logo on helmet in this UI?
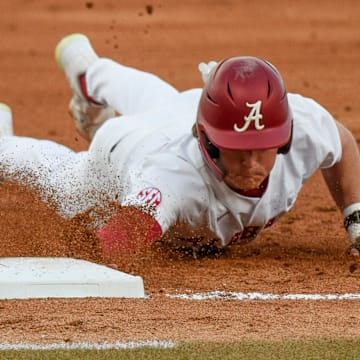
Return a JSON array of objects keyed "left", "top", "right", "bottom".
[
  {"left": 196, "top": 56, "right": 293, "bottom": 179},
  {"left": 234, "top": 100, "right": 264, "bottom": 132}
]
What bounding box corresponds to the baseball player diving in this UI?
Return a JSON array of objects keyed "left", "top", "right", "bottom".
[{"left": 0, "top": 33, "right": 360, "bottom": 258}]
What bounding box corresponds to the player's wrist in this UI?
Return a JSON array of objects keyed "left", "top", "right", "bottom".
[{"left": 343, "top": 202, "right": 360, "bottom": 244}]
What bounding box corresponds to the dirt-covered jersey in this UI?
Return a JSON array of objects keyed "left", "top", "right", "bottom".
[
  {"left": 93, "top": 87, "right": 341, "bottom": 246},
  {"left": 0, "top": 59, "right": 342, "bottom": 246}
]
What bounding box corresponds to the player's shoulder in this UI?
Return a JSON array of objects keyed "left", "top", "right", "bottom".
[
  {"left": 287, "top": 92, "right": 340, "bottom": 151},
  {"left": 285, "top": 93, "right": 342, "bottom": 168},
  {"left": 288, "top": 93, "right": 325, "bottom": 111},
  {"left": 287, "top": 92, "right": 336, "bottom": 132}
]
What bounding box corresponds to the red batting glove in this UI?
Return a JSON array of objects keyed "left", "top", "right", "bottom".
[{"left": 97, "top": 208, "right": 162, "bottom": 257}]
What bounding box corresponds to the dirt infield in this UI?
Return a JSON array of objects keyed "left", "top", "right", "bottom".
[{"left": 1, "top": 0, "right": 360, "bottom": 344}]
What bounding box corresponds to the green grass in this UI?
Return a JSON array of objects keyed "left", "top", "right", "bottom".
[{"left": 1, "top": 338, "right": 360, "bottom": 359}]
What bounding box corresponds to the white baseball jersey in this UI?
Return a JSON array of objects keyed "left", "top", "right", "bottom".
[{"left": 0, "top": 58, "right": 342, "bottom": 246}]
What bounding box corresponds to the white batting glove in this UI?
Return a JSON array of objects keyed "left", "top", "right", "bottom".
[
  {"left": 343, "top": 203, "right": 360, "bottom": 256},
  {"left": 198, "top": 61, "right": 218, "bottom": 83}
]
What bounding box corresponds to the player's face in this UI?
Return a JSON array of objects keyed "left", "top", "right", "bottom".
[{"left": 219, "top": 148, "right": 278, "bottom": 191}]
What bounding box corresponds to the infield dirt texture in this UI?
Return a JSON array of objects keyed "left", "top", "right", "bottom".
[{"left": 0, "top": 0, "right": 360, "bottom": 344}]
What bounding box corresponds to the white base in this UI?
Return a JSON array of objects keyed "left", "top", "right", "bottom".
[{"left": 0, "top": 257, "right": 145, "bottom": 299}]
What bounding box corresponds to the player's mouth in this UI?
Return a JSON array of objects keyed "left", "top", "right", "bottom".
[{"left": 224, "top": 173, "right": 267, "bottom": 191}]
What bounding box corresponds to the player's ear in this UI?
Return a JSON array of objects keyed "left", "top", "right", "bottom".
[
  {"left": 201, "top": 132, "right": 220, "bottom": 159},
  {"left": 193, "top": 124, "right": 220, "bottom": 159}
]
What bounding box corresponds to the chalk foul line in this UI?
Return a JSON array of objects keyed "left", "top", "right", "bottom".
[
  {"left": 0, "top": 340, "right": 176, "bottom": 351},
  {"left": 166, "top": 290, "right": 360, "bottom": 301},
  {"left": 2, "top": 292, "right": 359, "bottom": 351}
]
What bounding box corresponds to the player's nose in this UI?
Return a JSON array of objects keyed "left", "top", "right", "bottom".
[{"left": 236, "top": 151, "right": 258, "bottom": 168}]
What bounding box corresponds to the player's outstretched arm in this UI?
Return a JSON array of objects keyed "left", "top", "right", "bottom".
[{"left": 321, "top": 121, "right": 360, "bottom": 255}]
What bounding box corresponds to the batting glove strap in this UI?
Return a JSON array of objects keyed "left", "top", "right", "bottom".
[
  {"left": 344, "top": 210, "right": 360, "bottom": 229},
  {"left": 344, "top": 210, "right": 360, "bottom": 244}
]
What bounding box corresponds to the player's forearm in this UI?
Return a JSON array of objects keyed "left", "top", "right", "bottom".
[
  {"left": 322, "top": 122, "right": 360, "bottom": 211},
  {"left": 322, "top": 122, "right": 360, "bottom": 249}
]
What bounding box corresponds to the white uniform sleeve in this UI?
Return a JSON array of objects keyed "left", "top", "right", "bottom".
[
  {"left": 120, "top": 153, "right": 210, "bottom": 235},
  {"left": 288, "top": 94, "right": 342, "bottom": 170}
]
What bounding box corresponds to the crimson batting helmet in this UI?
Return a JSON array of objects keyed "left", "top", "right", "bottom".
[{"left": 196, "top": 56, "right": 293, "bottom": 179}]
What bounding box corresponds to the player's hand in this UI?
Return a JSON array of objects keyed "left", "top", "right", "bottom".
[
  {"left": 198, "top": 61, "right": 218, "bottom": 83},
  {"left": 348, "top": 238, "right": 360, "bottom": 257},
  {"left": 96, "top": 207, "right": 162, "bottom": 258}
]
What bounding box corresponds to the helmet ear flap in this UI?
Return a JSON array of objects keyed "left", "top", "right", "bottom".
[
  {"left": 277, "top": 121, "right": 293, "bottom": 154},
  {"left": 201, "top": 132, "right": 219, "bottom": 159}
]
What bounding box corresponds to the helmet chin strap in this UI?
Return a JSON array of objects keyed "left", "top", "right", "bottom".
[{"left": 214, "top": 158, "right": 225, "bottom": 174}]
